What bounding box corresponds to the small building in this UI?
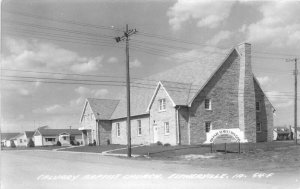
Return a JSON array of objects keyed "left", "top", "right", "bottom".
[
  {"left": 273, "top": 127, "right": 291, "bottom": 140},
  {"left": 79, "top": 98, "right": 119, "bottom": 145},
  {"left": 14, "top": 131, "right": 35, "bottom": 147},
  {"left": 1, "top": 133, "right": 20, "bottom": 147},
  {"left": 33, "top": 128, "right": 83, "bottom": 146},
  {"left": 291, "top": 127, "right": 300, "bottom": 140}
]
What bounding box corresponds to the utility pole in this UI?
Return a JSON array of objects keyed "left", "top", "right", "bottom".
[
  {"left": 286, "top": 58, "right": 298, "bottom": 145},
  {"left": 115, "top": 25, "right": 137, "bottom": 157}
]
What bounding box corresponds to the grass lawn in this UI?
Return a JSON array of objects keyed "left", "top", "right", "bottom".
[
  {"left": 109, "top": 141, "right": 299, "bottom": 159},
  {"left": 1, "top": 146, "right": 66, "bottom": 151},
  {"left": 110, "top": 144, "right": 211, "bottom": 157},
  {"left": 59, "top": 144, "right": 127, "bottom": 153},
  {"left": 185, "top": 144, "right": 300, "bottom": 173}
]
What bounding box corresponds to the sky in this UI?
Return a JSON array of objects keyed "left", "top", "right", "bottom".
[{"left": 1, "top": 0, "right": 300, "bottom": 132}]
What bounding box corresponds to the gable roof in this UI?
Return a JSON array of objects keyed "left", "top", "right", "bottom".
[
  {"left": 82, "top": 98, "right": 120, "bottom": 121},
  {"left": 37, "top": 129, "right": 81, "bottom": 136},
  {"left": 1, "top": 133, "right": 20, "bottom": 140},
  {"left": 111, "top": 48, "right": 233, "bottom": 119},
  {"left": 147, "top": 81, "right": 192, "bottom": 111}
]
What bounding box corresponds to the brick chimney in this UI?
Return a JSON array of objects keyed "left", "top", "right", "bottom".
[{"left": 237, "top": 43, "right": 256, "bottom": 142}]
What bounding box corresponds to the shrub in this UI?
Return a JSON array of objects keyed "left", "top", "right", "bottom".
[
  {"left": 107, "top": 139, "right": 110, "bottom": 145},
  {"left": 163, "top": 143, "right": 171, "bottom": 147},
  {"left": 156, "top": 141, "right": 162, "bottom": 146},
  {"left": 76, "top": 141, "right": 80, "bottom": 146},
  {"left": 10, "top": 140, "right": 16, "bottom": 148},
  {"left": 88, "top": 143, "right": 93, "bottom": 146},
  {"left": 93, "top": 140, "right": 96, "bottom": 146},
  {"left": 27, "top": 138, "right": 35, "bottom": 147},
  {"left": 70, "top": 140, "right": 75, "bottom": 146},
  {"left": 56, "top": 141, "right": 62, "bottom": 146}
]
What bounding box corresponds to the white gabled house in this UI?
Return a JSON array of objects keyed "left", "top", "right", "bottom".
[
  {"left": 33, "top": 128, "right": 83, "bottom": 146},
  {"left": 14, "top": 131, "right": 35, "bottom": 147}
]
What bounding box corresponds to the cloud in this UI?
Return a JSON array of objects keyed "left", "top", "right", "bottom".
[
  {"left": 207, "top": 30, "right": 232, "bottom": 45},
  {"left": 256, "top": 76, "right": 270, "bottom": 86},
  {"left": 245, "top": 1, "right": 300, "bottom": 48},
  {"left": 71, "top": 87, "right": 109, "bottom": 108},
  {"left": 130, "top": 59, "right": 142, "bottom": 68},
  {"left": 107, "top": 57, "right": 118, "bottom": 64},
  {"left": 71, "top": 56, "right": 103, "bottom": 73},
  {"left": 33, "top": 104, "right": 66, "bottom": 114},
  {"left": 19, "top": 88, "right": 30, "bottom": 96},
  {"left": 167, "top": 0, "right": 235, "bottom": 30},
  {"left": 2, "top": 37, "right": 104, "bottom": 73},
  {"left": 45, "top": 104, "right": 63, "bottom": 113}
]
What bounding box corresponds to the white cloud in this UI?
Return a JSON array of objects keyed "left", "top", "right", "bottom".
[
  {"left": 256, "top": 76, "right": 270, "bottom": 86},
  {"left": 71, "top": 56, "right": 103, "bottom": 73},
  {"left": 45, "top": 104, "right": 63, "bottom": 113},
  {"left": 246, "top": 1, "right": 300, "bottom": 48},
  {"left": 207, "top": 30, "right": 232, "bottom": 45},
  {"left": 19, "top": 88, "right": 30, "bottom": 96},
  {"left": 2, "top": 37, "right": 103, "bottom": 73},
  {"left": 71, "top": 87, "right": 109, "bottom": 108},
  {"left": 167, "top": 0, "right": 235, "bottom": 30},
  {"left": 107, "top": 57, "right": 118, "bottom": 64},
  {"left": 33, "top": 104, "right": 67, "bottom": 114},
  {"left": 130, "top": 59, "right": 142, "bottom": 68}
]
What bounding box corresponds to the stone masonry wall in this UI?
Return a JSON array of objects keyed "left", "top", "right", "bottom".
[
  {"left": 254, "top": 79, "right": 274, "bottom": 142},
  {"left": 98, "top": 120, "right": 112, "bottom": 145},
  {"left": 150, "top": 85, "right": 177, "bottom": 145},
  {"left": 111, "top": 115, "right": 150, "bottom": 145},
  {"left": 178, "top": 106, "right": 189, "bottom": 145},
  {"left": 189, "top": 50, "right": 240, "bottom": 144},
  {"left": 238, "top": 43, "right": 256, "bottom": 142}
]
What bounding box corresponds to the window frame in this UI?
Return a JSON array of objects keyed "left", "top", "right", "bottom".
[
  {"left": 204, "top": 99, "right": 212, "bottom": 110},
  {"left": 159, "top": 98, "right": 166, "bottom": 111},
  {"left": 116, "top": 123, "right": 121, "bottom": 137},
  {"left": 256, "top": 101, "right": 261, "bottom": 112},
  {"left": 45, "top": 138, "right": 56, "bottom": 142},
  {"left": 164, "top": 122, "right": 170, "bottom": 135},
  {"left": 256, "top": 122, "right": 262, "bottom": 133},
  {"left": 205, "top": 121, "right": 212, "bottom": 133},
  {"left": 137, "top": 120, "right": 142, "bottom": 136}
]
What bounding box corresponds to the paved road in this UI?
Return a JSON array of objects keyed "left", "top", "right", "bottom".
[{"left": 1, "top": 150, "right": 299, "bottom": 189}]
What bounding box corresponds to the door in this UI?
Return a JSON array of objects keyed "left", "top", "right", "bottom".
[{"left": 153, "top": 125, "right": 158, "bottom": 143}]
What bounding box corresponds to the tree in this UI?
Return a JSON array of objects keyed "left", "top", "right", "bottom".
[
  {"left": 27, "top": 138, "right": 35, "bottom": 147},
  {"left": 56, "top": 141, "right": 62, "bottom": 146},
  {"left": 10, "top": 140, "right": 16, "bottom": 148}
]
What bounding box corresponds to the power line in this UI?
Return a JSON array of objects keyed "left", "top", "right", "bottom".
[
  {"left": 2, "top": 10, "right": 123, "bottom": 32},
  {"left": 3, "top": 10, "right": 299, "bottom": 59},
  {"left": 2, "top": 75, "right": 298, "bottom": 98}
]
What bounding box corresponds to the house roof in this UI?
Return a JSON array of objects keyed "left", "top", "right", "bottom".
[
  {"left": 1, "top": 133, "right": 20, "bottom": 140},
  {"left": 86, "top": 98, "right": 120, "bottom": 120},
  {"left": 37, "top": 129, "right": 81, "bottom": 136},
  {"left": 111, "top": 49, "right": 233, "bottom": 119}
]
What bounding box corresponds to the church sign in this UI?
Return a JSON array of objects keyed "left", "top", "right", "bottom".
[{"left": 206, "top": 129, "right": 243, "bottom": 144}]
